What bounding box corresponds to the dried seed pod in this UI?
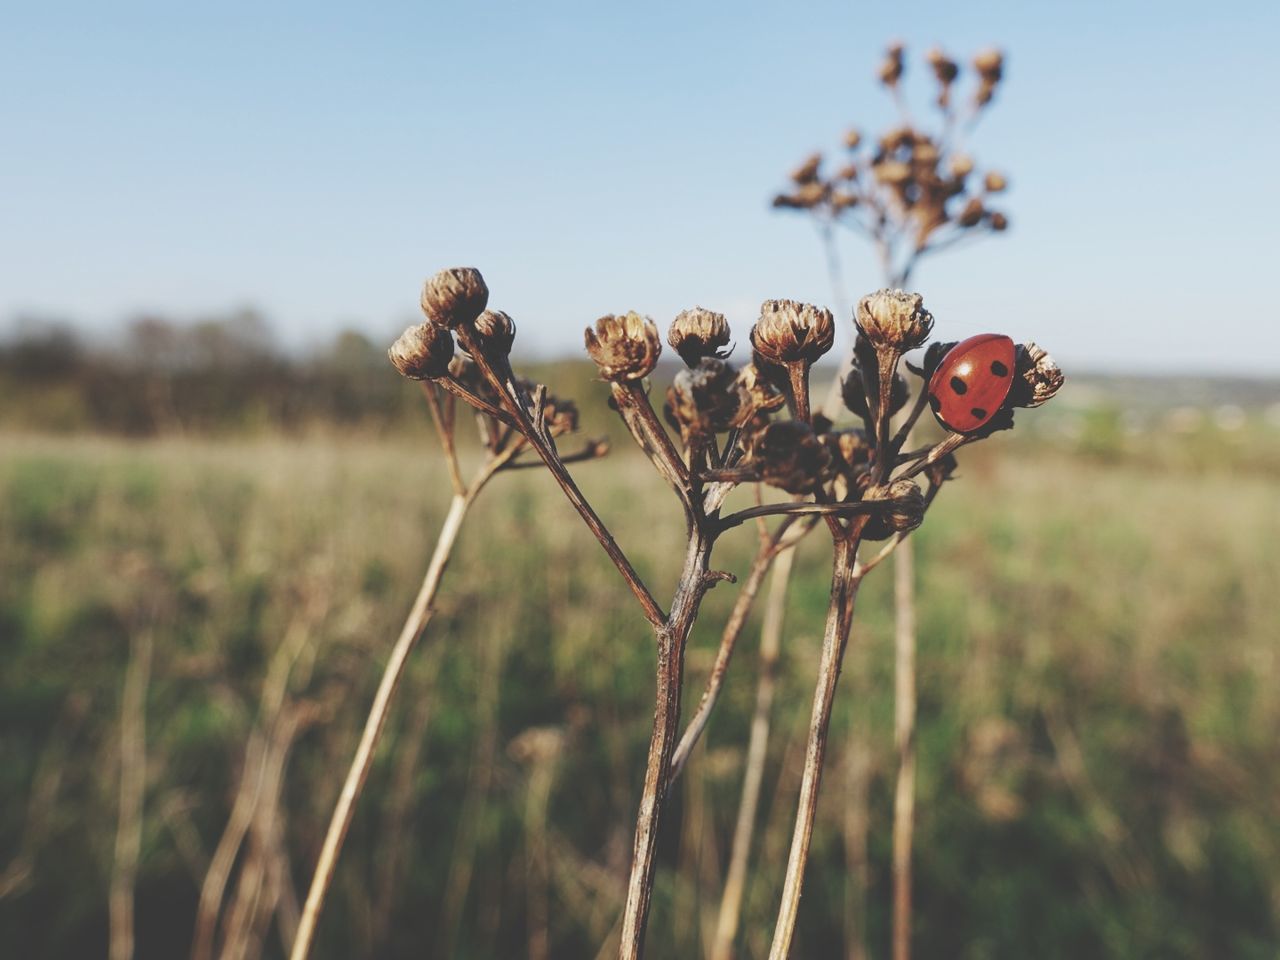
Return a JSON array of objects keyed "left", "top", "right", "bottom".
[
  {"left": 925, "top": 451, "right": 959, "bottom": 486},
  {"left": 388, "top": 323, "right": 454, "bottom": 380},
  {"left": 854, "top": 289, "right": 934, "bottom": 352},
  {"left": 421, "top": 267, "right": 489, "bottom": 329},
  {"left": 957, "top": 197, "right": 985, "bottom": 228},
  {"left": 873, "top": 160, "right": 912, "bottom": 186},
  {"left": 824, "top": 428, "right": 873, "bottom": 476},
  {"left": 750, "top": 300, "right": 835, "bottom": 366},
  {"left": 750, "top": 420, "right": 832, "bottom": 494},
  {"left": 668, "top": 308, "right": 732, "bottom": 366},
  {"left": 973, "top": 49, "right": 1004, "bottom": 86},
  {"left": 949, "top": 154, "right": 975, "bottom": 178},
  {"left": 926, "top": 47, "right": 959, "bottom": 102},
  {"left": 836, "top": 162, "right": 859, "bottom": 181},
  {"left": 879, "top": 42, "right": 905, "bottom": 86},
  {"left": 790, "top": 153, "right": 823, "bottom": 185},
  {"left": 772, "top": 193, "right": 806, "bottom": 210},
  {"left": 1009, "top": 342, "right": 1064, "bottom": 408},
  {"left": 470, "top": 309, "right": 516, "bottom": 358},
  {"left": 540, "top": 392, "right": 580, "bottom": 435},
  {"left": 665, "top": 358, "right": 740, "bottom": 436},
  {"left": 843, "top": 128, "right": 862, "bottom": 150},
  {"left": 861, "top": 478, "right": 926, "bottom": 540},
  {"left": 989, "top": 211, "right": 1009, "bottom": 231},
  {"left": 584, "top": 312, "right": 662, "bottom": 382},
  {"left": 841, "top": 361, "right": 909, "bottom": 419},
  {"left": 831, "top": 190, "right": 860, "bottom": 212},
  {"left": 732, "top": 362, "right": 787, "bottom": 427},
  {"left": 984, "top": 171, "right": 1008, "bottom": 193}
]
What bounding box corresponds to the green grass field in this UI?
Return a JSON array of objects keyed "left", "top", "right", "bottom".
[{"left": 2, "top": 426, "right": 1278, "bottom": 958}]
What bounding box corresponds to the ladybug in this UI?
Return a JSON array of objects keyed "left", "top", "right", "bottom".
[{"left": 926, "top": 333, "right": 1016, "bottom": 433}]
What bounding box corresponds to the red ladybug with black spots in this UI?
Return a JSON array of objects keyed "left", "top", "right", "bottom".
[{"left": 926, "top": 334, "right": 1016, "bottom": 433}]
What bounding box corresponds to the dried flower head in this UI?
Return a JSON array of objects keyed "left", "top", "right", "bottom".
[
  {"left": 984, "top": 171, "right": 1008, "bottom": 193},
  {"left": 843, "top": 128, "right": 862, "bottom": 149},
  {"left": 989, "top": 211, "right": 1009, "bottom": 231},
  {"left": 470, "top": 309, "right": 516, "bottom": 358},
  {"left": 1011, "top": 342, "right": 1064, "bottom": 407},
  {"left": 668, "top": 308, "right": 732, "bottom": 366},
  {"left": 584, "top": 312, "right": 662, "bottom": 382},
  {"left": 665, "top": 358, "right": 740, "bottom": 436},
  {"left": 790, "top": 153, "right": 822, "bottom": 185},
  {"left": 973, "top": 49, "right": 1004, "bottom": 85},
  {"left": 732, "top": 361, "right": 787, "bottom": 428},
  {"left": 421, "top": 267, "right": 489, "bottom": 328},
  {"left": 388, "top": 323, "right": 454, "bottom": 380},
  {"left": 861, "top": 478, "right": 926, "bottom": 540},
  {"left": 855, "top": 289, "right": 934, "bottom": 352},
  {"left": 750, "top": 420, "right": 832, "bottom": 494},
  {"left": 879, "top": 42, "right": 905, "bottom": 87},
  {"left": 824, "top": 428, "right": 873, "bottom": 476},
  {"left": 957, "top": 197, "right": 985, "bottom": 228},
  {"left": 750, "top": 299, "right": 835, "bottom": 366}
]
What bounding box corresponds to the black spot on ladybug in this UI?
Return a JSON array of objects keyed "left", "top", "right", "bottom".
[
  {"left": 970, "top": 407, "right": 988, "bottom": 420},
  {"left": 928, "top": 393, "right": 941, "bottom": 412},
  {"left": 949, "top": 376, "right": 968, "bottom": 395},
  {"left": 990, "top": 360, "right": 1009, "bottom": 377}
]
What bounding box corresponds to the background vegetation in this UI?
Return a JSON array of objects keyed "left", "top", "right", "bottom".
[{"left": 2, "top": 331, "right": 1278, "bottom": 957}]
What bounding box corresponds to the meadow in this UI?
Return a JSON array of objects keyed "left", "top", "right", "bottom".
[{"left": 2, "top": 399, "right": 1279, "bottom": 958}]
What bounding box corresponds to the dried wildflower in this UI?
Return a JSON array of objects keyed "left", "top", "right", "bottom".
[
  {"left": 984, "top": 171, "right": 1008, "bottom": 193},
  {"left": 750, "top": 300, "right": 835, "bottom": 366},
  {"left": 874, "top": 160, "right": 912, "bottom": 187},
  {"left": 732, "top": 362, "right": 787, "bottom": 428},
  {"left": 540, "top": 392, "right": 580, "bottom": 435},
  {"left": 989, "top": 211, "right": 1009, "bottom": 231},
  {"left": 841, "top": 362, "right": 908, "bottom": 420},
  {"left": 973, "top": 48, "right": 1004, "bottom": 85},
  {"left": 388, "top": 323, "right": 454, "bottom": 380},
  {"left": 750, "top": 420, "right": 832, "bottom": 494},
  {"left": 855, "top": 289, "right": 934, "bottom": 352},
  {"left": 861, "top": 478, "right": 926, "bottom": 540},
  {"left": 843, "top": 128, "right": 862, "bottom": 149},
  {"left": 665, "top": 358, "right": 740, "bottom": 436},
  {"left": 584, "top": 312, "right": 662, "bottom": 382},
  {"left": 925, "top": 451, "right": 959, "bottom": 486},
  {"left": 949, "top": 154, "right": 975, "bottom": 178},
  {"left": 790, "top": 153, "right": 822, "bottom": 185},
  {"left": 421, "top": 267, "right": 489, "bottom": 328},
  {"left": 1010, "top": 342, "right": 1064, "bottom": 408},
  {"left": 926, "top": 47, "right": 959, "bottom": 85},
  {"left": 668, "top": 308, "right": 732, "bottom": 366},
  {"left": 470, "top": 309, "right": 516, "bottom": 358},
  {"left": 836, "top": 162, "right": 859, "bottom": 181},
  {"left": 824, "top": 428, "right": 873, "bottom": 476},
  {"left": 879, "top": 42, "right": 905, "bottom": 86},
  {"left": 957, "top": 197, "right": 985, "bottom": 228}
]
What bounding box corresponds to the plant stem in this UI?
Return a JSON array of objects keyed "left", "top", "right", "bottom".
[
  {"left": 710, "top": 544, "right": 797, "bottom": 960},
  {"left": 618, "top": 528, "right": 714, "bottom": 960},
  {"left": 291, "top": 464, "right": 493, "bottom": 960},
  {"left": 110, "top": 624, "right": 153, "bottom": 960},
  {"left": 768, "top": 536, "right": 862, "bottom": 960},
  {"left": 892, "top": 537, "right": 917, "bottom": 960}
]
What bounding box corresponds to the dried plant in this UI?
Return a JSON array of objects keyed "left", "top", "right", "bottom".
[
  {"left": 308, "top": 265, "right": 1057, "bottom": 959},
  {"left": 771, "top": 43, "right": 1013, "bottom": 960}
]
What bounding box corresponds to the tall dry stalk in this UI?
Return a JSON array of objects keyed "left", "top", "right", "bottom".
[{"left": 110, "top": 623, "right": 154, "bottom": 960}]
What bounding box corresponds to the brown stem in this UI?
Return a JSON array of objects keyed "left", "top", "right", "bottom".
[
  {"left": 110, "top": 624, "right": 154, "bottom": 960},
  {"left": 710, "top": 544, "right": 798, "bottom": 960},
  {"left": 768, "top": 536, "right": 862, "bottom": 960},
  {"left": 716, "top": 500, "right": 877, "bottom": 534},
  {"left": 505, "top": 439, "right": 610, "bottom": 470},
  {"left": 433, "top": 375, "right": 518, "bottom": 428},
  {"left": 610, "top": 382, "right": 693, "bottom": 512},
  {"left": 873, "top": 351, "right": 901, "bottom": 482},
  {"left": 892, "top": 538, "right": 917, "bottom": 960},
  {"left": 290, "top": 458, "right": 501, "bottom": 960},
  {"left": 421, "top": 383, "right": 466, "bottom": 497},
  {"left": 618, "top": 528, "right": 715, "bottom": 960},
  {"left": 894, "top": 432, "right": 969, "bottom": 482},
  {"left": 786, "top": 363, "right": 812, "bottom": 425}
]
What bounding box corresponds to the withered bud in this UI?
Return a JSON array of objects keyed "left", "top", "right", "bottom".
[
  {"left": 388, "top": 323, "right": 454, "bottom": 380},
  {"left": 665, "top": 358, "right": 740, "bottom": 436},
  {"left": 973, "top": 49, "right": 1004, "bottom": 85},
  {"left": 843, "top": 128, "right": 862, "bottom": 149},
  {"left": 874, "top": 161, "right": 912, "bottom": 187},
  {"left": 750, "top": 420, "right": 832, "bottom": 495},
  {"left": 854, "top": 289, "right": 934, "bottom": 352},
  {"left": 861, "top": 478, "right": 926, "bottom": 540},
  {"left": 926, "top": 47, "right": 959, "bottom": 85},
  {"left": 668, "top": 308, "right": 732, "bottom": 366},
  {"left": 989, "top": 211, "right": 1009, "bottom": 231},
  {"left": 831, "top": 191, "right": 860, "bottom": 212},
  {"left": 925, "top": 452, "right": 959, "bottom": 487},
  {"left": 732, "top": 362, "right": 787, "bottom": 427},
  {"left": 1010, "top": 342, "right": 1064, "bottom": 408},
  {"left": 841, "top": 362, "right": 909, "bottom": 419},
  {"left": 790, "top": 153, "right": 822, "bottom": 185},
  {"left": 750, "top": 299, "right": 835, "bottom": 366},
  {"left": 879, "top": 43, "right": 905, "bottom": 86},
  {"left": 470, "top": 309, "right": 516, "bottom": 358},
  {"left": 957, "top": 197, "right": 985, "bottom": 228},
  {"left": 836, "top": 162, "right": 859, "bottom": 181},
  {"left": 949, "top": 154, "right": 975, "bottom": 178},
  {"left": 540, "top": 392, "right": 580, "bottom": 435},
  {"left": 984, "top": 171, "right": 1008, "bottom": 193},
  {"left": 584, "top": 312, "right": 661, "bottom": 382},
  {"left": 421, "top": 267, "right": 489, "bottom": 328},
  {"left": 823, "top": 428, "right": 873, "bottom": 476},
  {"left": 772, "top": 193, "right": 805, "bottom": 210},
  {"left": 795, "top": 182, "right": 827, "bottom": 207}
]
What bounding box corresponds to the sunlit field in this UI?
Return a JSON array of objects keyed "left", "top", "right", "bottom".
[{"left": 3, "top": 407, "right": 1278, "bottom": 958}]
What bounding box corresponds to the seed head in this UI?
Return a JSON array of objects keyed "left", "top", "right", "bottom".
[
  {"left": 388, "top": 323, "right": 454, "bottom": 380},
  {"left": 750, "top": 299, "right": 835, "bottom": 367},
  {"left": 984, "top": 171, "right": 1008, "bottom": 193},
  {"left": 957, "top": 197, "right": 985, "bottom": 227},
  {"left": 854, "top": 289, "right": 934, "bottom": 353},
  {"left": 584, "top": 312, "right": 662, "bottom": 382},
  {"left": 790, "top": 153, "right": 822, "bottom": 185},
  {"left": 1011, "top": 342, "right": 1064, "bottom": 408},
  {"left": 973, "top": 49, "right": 1004, "bottom": 85},
  {"left": 732, "top": 362, "right": 787, "bottom": 428},
  {"left": 750, "top": 420, "right": 832, "bottom": 495},
  {"left": 861, "top": 478, "right": 926, "bottom": 540},
  {"left": 843, "top": 128, "right": 862, "bottom": 149},
  {"left": 949, "top": 154, "right": 975, "bottom": 178},
  {"left": 421, "top": 267, "right": 489, "bottom": 329},
  {"left": 668, "top": 308, "right": 732, "bottom": 366},
  {"left": 989, "top": 211, "right": 1009, "bottom": 231},
  {"left": 841, "top": 362, "right": 909, "bottom": 420},
  {"left": 879, "top": 42, "right": 905, "bottom": 87},
  {"left": 470, "top": 309, "right": 516, "bottom": 358},
  {"left": 665, "top": 358, "right": 740, "bottom": 436},
  {"left": 926, "top": 47, "right": 959, "bottom": 86},
  {"left": 823, "top": 428, "right": 873, "bottom": 476},
  {"left": 925, "top": 451, "right": 959, "bottom": 487}
]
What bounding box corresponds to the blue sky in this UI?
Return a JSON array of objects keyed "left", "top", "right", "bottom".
[{"left": 3, "top": 0, "right": 1278, "bottom": 373}]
